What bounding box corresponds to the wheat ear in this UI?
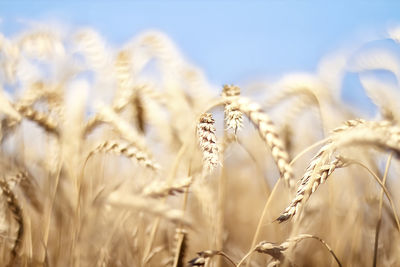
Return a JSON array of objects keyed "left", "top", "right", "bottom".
[
  {"left": 197, "top": 113, "right": 219, "bottom": 172},
  {"left": 142, "top": 177, "right": 192, "bottom": 198},
  {"left": 8, "top": 171, "right": 42, "bottom": 213},
  {"left": 15, "top": 103, "right": 59, "bottom": 135},
  {"left": 254, "top": 234, "right": 342, "bottom": 267},
  {"left": 277, "top": 120, "right": 400, "bottom": 222},
  {"left": 0, "top": 178, "right": 24, "bottom": 265},
  {"left": 226, "top": 94, "right": 294, "bottom": 188},
  {"left": 222, "top": 85, "right": 243, "bottom": 134},
  {"left": 86, "top": 140, "right": 160, "bottom": 171}
]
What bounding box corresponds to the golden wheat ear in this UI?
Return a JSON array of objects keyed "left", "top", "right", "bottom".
[
  {"left": 223, "top": 87, "right": 294, "bottom": 188},
  {"left": 277, "top": 119, "right": 400, "bottom": 223},
  {"left": 0, "top": 178, "right": 24, "bottom": 265},
  {"left": 197, "top": 113, "right": 220, "bottom": 173}
]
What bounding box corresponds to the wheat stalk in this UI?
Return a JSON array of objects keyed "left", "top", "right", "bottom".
[{"left": 172, "top": 228, "right": 187, "bottom": 267}]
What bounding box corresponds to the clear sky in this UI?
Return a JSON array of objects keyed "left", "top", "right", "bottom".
[{"left": 1, "top": 1, "right": 400, "bottom": 111}]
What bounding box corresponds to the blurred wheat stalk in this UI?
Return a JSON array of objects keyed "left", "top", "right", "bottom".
[{"left": 0, "top": 24, "right": 399, "bottom": 267}]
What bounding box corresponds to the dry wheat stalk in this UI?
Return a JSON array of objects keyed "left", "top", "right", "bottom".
[
  {"left": 226, "top": 95, "right": 294, "bottom": 188},
  {"left": 172, "top": 228, "right": 187, "bottom": 267},
  {"left": 96, "top": 248, "right": 109, "bottom": 267},
  {"left": 142, "top": 177, "right": 192, "bottom": 198},
  {"left": 278, "top": 120, "right": 400, "bottom": 222},
  {"left": 224, "top": 103, "right": 243, "bottom": 134},
  {"left": 87, "top": 140, "right": 160, "bottom": 171},
  {"left": 197, "top": 113, "right": 219, "bottom": 172},
  {"left": 0, "top": 178, "right": 24, "bottom": 264}
]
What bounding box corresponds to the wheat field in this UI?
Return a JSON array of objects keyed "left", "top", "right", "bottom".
[{"left": 0, "top": 25, "right": 399, "bottom": 267}]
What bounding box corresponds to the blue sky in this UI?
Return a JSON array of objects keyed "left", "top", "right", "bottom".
[{"left": 1, "top": 1, "right": 400, "bottom": 111}]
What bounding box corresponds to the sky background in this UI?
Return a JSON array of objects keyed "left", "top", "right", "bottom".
[{"left": 1, "top": 1, "right": 400, "bottom": 111}]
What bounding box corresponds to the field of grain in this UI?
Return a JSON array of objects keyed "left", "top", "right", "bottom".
[{"left": 0, "top": 25, "right": 400, "bottom": 267}]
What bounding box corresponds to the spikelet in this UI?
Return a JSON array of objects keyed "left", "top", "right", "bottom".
[
  {"left": 196, "top": 113, "right": 219, "bottom": 172},
  {"left": 132, "top": 92, "right": 146, "bottom": 133},
  {"left": 222, "top": 84, "right": 243, "bottom": 134}
]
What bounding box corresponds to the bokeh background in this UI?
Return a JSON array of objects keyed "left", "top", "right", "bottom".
[{"left": 1, "top": 1, "right": 400, "bottom": 113}]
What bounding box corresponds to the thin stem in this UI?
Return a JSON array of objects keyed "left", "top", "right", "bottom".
[
  {"left": 373, "top": 153, "right": 393, "bottom": 267},
  {"left": 290, "top": 234, "right": 342, "bottom": 267},
  {"left": 237, "top": 248, "right": 256, "bottom": 267},
  {"left": 142, "top": 141, "right": 189, "bottom": 264},
  {"left": 216, "top": 122, "right": 228, "bottom": 267},
  {"left": 244, "top": 178, "right": 282, "bottom": 267},
  {"left": 345, "top": 159, "right": 400, "bottom": 232},
  {"left": 218, "top": 251, "right": 237, "bottom": 266},
  {"left": 290, "top": 137, "right": 330, "bottom": 165}
]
